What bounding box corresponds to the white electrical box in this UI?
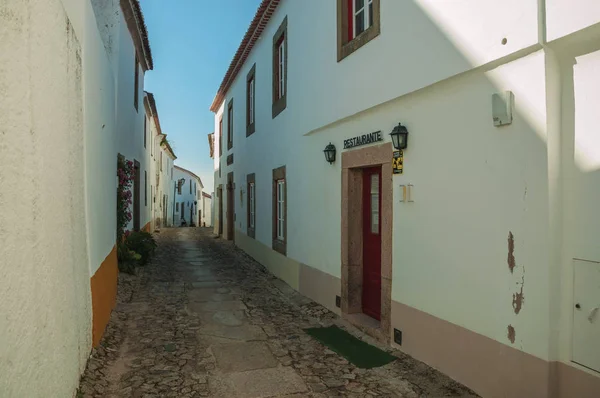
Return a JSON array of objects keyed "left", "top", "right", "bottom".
[{"left": 492, "top": 91, "right": 514, "bottom": 127}]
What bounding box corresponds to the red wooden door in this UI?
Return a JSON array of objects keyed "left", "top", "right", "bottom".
[{"left": 362, "top": 166, "right": 382, "bottom": 320}]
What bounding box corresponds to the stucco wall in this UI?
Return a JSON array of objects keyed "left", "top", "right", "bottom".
[
  {"left": 0, "top": 0, "right": 92, "bottom": 396},
  {"left": 114, "top": 10, "right": 152, "bottom": 233},
  {"left": 173, "top": 167, "right": 202, "bottom": 226}
]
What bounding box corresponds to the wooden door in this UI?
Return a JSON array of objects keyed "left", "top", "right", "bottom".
[
  {"left": 227, "top": 172, "right": 234, "bottom": 241},
  {"left": 362, "top": 166, "right": 382, "bottom": 320},
  {"left": 133, "top": 160, "right": 141, "bottom": 231},
  {"left": 218, "top": 187, "right": 223, "bottom": 235}
]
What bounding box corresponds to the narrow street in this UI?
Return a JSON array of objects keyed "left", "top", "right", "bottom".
[{"left": 78, "top": 228, "right": 476, "bottom": 398}]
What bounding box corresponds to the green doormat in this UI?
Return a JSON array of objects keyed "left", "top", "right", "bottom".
[{"left": 304, "top": 325, "right": 396, "bottom": 369}]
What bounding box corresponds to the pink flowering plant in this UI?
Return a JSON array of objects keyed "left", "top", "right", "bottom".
[{"left": 116, "top": 157, "right": 135, "bottom": 243}]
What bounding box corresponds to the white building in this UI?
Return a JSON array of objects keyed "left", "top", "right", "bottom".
[
  {"left": 210, "top": 1, "right": 600, "bottom": 397},
  {"left": 201, "top": 192, "right": 213, "bottom": 228},
  {"left": 173, "top": 166, "right": 204, "bottom": 227},
  {"left": 0, "top": 0, "right": 156, "bottom": 396},
  {"left": 145, "top": 92, "right": 177, "bottom": 229}
]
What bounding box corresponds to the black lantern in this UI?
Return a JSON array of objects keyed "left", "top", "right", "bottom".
[
  {"left": 323, "top": 142, "right": 336, "bottom": 164},
  {"left": 390, "top": 123, "right": 409, "bottom": 150}
]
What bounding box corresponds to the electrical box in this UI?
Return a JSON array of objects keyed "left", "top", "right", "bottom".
[{"left": 492, "top": 91, "right": 514, "bottom": 127}]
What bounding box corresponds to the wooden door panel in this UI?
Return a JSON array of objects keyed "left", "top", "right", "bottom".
[{"left": 362, "top": 166, "right": 382, "bottom": 320}]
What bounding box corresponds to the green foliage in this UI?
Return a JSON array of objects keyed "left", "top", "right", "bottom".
[
  {"left": 124, "top": 231, "right": 157, "bottom": 266},
  {"left": 117, "top": 242, "right": 141, "bottom": 275}
]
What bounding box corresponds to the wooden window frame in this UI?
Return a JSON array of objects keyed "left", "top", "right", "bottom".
[
  {"left": 246, "top": 64, "right": 256, "bottom": 137},
  {"left": 272, "top": 17, "right": 288, "bottom": 118},
  {"left": 337, "top": 0, "right": 380, "bottom": 62},
  {"left": 227, "top": 99, "right": 234, "bottom": 150},
  {"left": 247, "top": 173, "right": 256, "bottom": 238},
  {"left": 272, "top": 166, "right": 286, "bottom": 255},
  {"left": 144, "top": 117, "right": 147, "bottom": 148},
  {"left": 144, "top": 170, "right": 147, "bottom": 207},
  {"left": 134, "top": 54, "right": 139, "bottom": 111}
]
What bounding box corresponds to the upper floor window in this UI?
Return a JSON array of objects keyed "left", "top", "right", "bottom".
[
  {"left": 134, "top": 54, "right": 139, "bottom": 111},
  {"left": 227, "top": 99, "right": 234, "bottom": 150},
  {"left": 219, "top": 117, "right": 223, "bottom": 157},
  {"left": 144, "top": 117, "right": 147, "bottom": 148},
  {"left": 337, "top": 0, "right": 380, "bottom": 62},
  {"left": 246, "top": 64, "right": 256, "bottom": 137},
  {"left": 272, "top": 17, "right": 287, "bottom": 118},
  {"left": 190, "top": 180, "right": 192, "bottom": 194},
  {"left": 160, "top": 152, "right": 163, "bottom": 171}
]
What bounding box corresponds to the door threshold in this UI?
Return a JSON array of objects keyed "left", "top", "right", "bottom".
[{"left": 345, "top": 313, "right": 388, "bottom": 342}]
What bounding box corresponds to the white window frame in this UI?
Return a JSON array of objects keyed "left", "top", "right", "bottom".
[
  {"left": 249, "top": 182, "right": 255, "bottom": 229},
  {"left": 276, "top": 179, "right": 285, "bottom": 241},
  {"left": 353, "top": 0, "right": 373, "bottom": 38},
  {"left": 278, "top": 40, "right": 285, "bottom": 99}
]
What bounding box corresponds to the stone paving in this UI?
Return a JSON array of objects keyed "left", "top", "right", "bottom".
[{"left": 78, "top": 228, "right": 477, "bottom": 398}]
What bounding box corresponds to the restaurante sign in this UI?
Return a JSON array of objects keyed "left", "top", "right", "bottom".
[{"left": 343, "top": 131, "right": 383, "bottom": 149}]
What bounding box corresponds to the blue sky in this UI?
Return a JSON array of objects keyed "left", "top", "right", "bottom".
[{"left": 141, "top": 0, "right": 262, "bottom": 193}]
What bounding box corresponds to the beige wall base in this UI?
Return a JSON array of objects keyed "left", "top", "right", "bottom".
[
  {"left": 391, "top": 301, "right": 600, "bottom": 398},
  {"left": 299, "top": 263, "right": 342, "bottom": 316},
  {"left": 235, "top": 230, "right": 300, "bottom": 290}
]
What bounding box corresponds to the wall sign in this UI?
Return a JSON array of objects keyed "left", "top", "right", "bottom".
[
  {"left": 343, "top": 131, "right": 382, "bottom": 149},
  {"left": 393, "top": 150, "right": 403, "bottom": 174}
]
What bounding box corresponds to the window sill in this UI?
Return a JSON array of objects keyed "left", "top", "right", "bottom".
[
  {"left": 272, "top": 239, "right": 286, "bottom": 256},
  {"left": 246, "top": 123, "right": 255, "bottom": 137},
  {"left": 272, "top": 96, "right": 287, "bottom": 119},
  {"left": 338, "top": 25, "right": 381, "bottom": 62}
]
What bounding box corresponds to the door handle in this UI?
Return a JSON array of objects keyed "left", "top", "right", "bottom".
[{"left": 588, "top": 307, "right": 599, "bottom": 323}]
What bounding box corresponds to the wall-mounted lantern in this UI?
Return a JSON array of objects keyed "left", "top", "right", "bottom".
[
  {"left": 390, "top": 123, "right": 409, "bottom": 150},
  {"left": 324, "top": 142, "right": 336, "bottom": 164}
]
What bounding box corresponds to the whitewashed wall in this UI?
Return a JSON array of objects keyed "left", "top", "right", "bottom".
[
  {"left": 212, "top": 0, "right": 600, "bottom": 375},
  {"left": 114, "top": 12, "right": 152, "bottom": 231},
  {"left": 0, "top": 0, "right": 116, "bottom": 395},
  {"left": 173, "top": 167, "right": 203, "bottom": 226}
]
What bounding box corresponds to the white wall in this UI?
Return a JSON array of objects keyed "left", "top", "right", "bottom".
[
  {"left": 210, "top": 0, "right": 596, "bottom": 367},
  {"left": 173, "top": 167, "right": 203, "bottom": 226},
  {"left": 113, "top": 10, "right": 152, "bottom": 232},
  {"left": 0, "top": 0, "right": 97, "bottom": 395},
  {"left": 201, "top": 195, "right": 213, "bottom": 227}
]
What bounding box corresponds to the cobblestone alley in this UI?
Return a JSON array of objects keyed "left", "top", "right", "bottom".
[{"left": 78, "top": 228, "right": 476, "bottom": 398}]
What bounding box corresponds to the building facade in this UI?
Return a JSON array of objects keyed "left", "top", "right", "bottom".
[
  {"left": 201, "top": 192, "right": 213, "bottom": 228},
  {"left": 210, "top": 1, "right": 600, "bottom": 397},
  {"left": 145, "top": 92, "right": 177, "bottom": 230},
  {"left": 0, "top": 0, "right": 157, "bottom": 396},
  {"left": 173, "top": 166, "right": 204, "bottom": 227}
]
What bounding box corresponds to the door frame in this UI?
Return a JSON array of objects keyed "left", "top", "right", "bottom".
[
  {"left": 341, "top": 142, "right": 393, "bottom": 342},
  {"left": 217, "top": 185, "right": 223, "bottom": 236},
  {"left": 226, "top": 172, "right": 234, "bottom": 241}
]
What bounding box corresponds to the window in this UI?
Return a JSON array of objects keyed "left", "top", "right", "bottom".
[
  {"left": 227, "top": 99, "right": 234, "bottom": 150},
  {"left": 337, "top": 0, "right": 380, "bottom": 61},
  {"left": 219, "top": 117, "right": 223, "bottom": 157},
  {"left": 370, "top": 173, "right": 379, "bottom": 234},
  {"left": 134, "top": 54, "right": 139, "bottom": 111},
  {"left": 276, "top": 180, "right": 285, "bottom": 240},
  {"left": 247, "top": 173, "right": 256, "bottom": 238},
  {"left": 160, "top": 152, "right": 163, "bottom": 171},
  {"left": 272, "top": 166, "right": 286, "bottom": 255},
  {"left": 272, "top": 17, "right": 287, "bottom": 118},
  {"left": 144, "top": 171, "right": 147, "bottom": 207},
  {"left": 190, "top": 180, "right": 192, "bottom": 194},
  {"left": 177, "top": 181, "right": 182, "bottom": 195},
  {"left": 246, "top": 64, "right": 256, "bottom": 136},
  {"left": 144, "top": 117, "right": 147, "bottom": 148},
  {"left": 176, "top": 203, "right": 179, "bottom": 212}
]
